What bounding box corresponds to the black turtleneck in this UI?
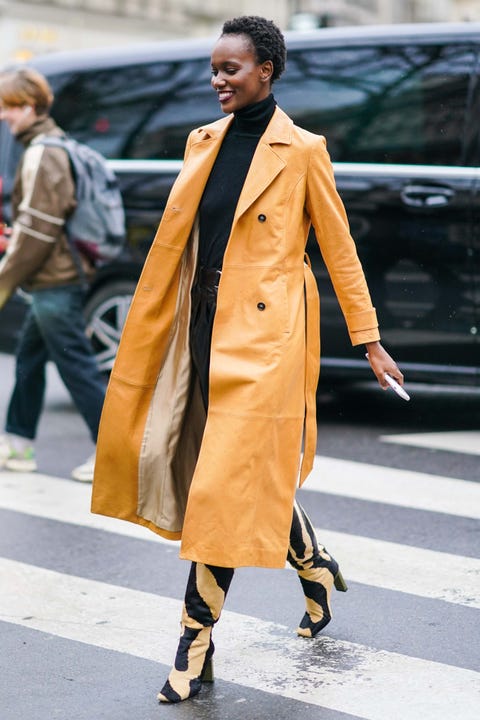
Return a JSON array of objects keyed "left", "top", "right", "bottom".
[{"left": 198, "top": 93, "right": 276, "bottom": 269}]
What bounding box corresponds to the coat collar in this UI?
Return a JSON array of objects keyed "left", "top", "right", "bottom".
[
  {"left": 167, "top": 106, "right": 294, "bottom": 237},
  {"left": 235, "top": 107, "right": 293, "bottom": 221},
  {"left": 195, "top": 105, "right": 293, "bottom": 146},
  {"left": 17, "top": 116, "right": 60, "bottom": 147},
  {"left": 193, "top": 106, "right": 294, "bottom": 223}
]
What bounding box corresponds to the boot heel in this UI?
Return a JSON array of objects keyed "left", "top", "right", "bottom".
[
  {"left": 201, "top": 657, "right": 214, "bottom": 683},
  {"left": 334, "top": 570, "right": 348, "bottom": 592}
]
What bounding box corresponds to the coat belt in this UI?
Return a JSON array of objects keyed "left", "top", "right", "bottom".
[{"left": 299, "top": 257, "right": 320, "bottom": 486}]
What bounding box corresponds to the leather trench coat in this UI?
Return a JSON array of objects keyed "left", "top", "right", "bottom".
[{"left": 91, "top": 106, "right": 380, "bottom": 569}]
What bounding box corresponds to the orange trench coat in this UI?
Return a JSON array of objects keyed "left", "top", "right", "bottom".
[{"left": 91, "top": 106, "right": 380, "bottom": 568}]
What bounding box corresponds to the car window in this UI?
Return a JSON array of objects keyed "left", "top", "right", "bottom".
[
  {"left": 46, "top": 40, "right": 476, "bottom": 166},
  {"left": 49, "top": 58, "right": 219, "bottom": 160},
  {"left": 276, "top": 43, "right": 476, "bottom": 166}
]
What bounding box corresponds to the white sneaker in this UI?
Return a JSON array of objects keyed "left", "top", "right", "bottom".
[
  {"left": 71, "top": 452, "right": 96, "bottom": 483},
  {"left": 5, "top": 447, "right": 37, "bottom": 472},
  {"left": 0, "top": 435, "right": 37, "bottom": 472}
]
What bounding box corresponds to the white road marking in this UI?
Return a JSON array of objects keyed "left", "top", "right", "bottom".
[
  {"left": 0, "top": 470, "right": 155, "bottom": 542},
  {"left": 380, "top": 430, "right": 480, "bottom": 456},
  {"left": 319, "top": 528, "right": 480, "bottom": 608},
  {"left": 305, "top": 455, "right": 480, "bottom": 519},
  {"left": 1, "top": 471, "right": 479, "bottom": 608},
  {"left": 1, "top": 558, "right": 479, "bottom": 720}
]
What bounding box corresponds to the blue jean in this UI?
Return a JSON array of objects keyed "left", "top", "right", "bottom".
[{"left": 5, "top": 285, "right": 106, "bottom": 442}]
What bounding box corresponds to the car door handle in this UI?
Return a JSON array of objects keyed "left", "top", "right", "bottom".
[{"left": 400, "top": 184, "right": 455, "bottom": 208}]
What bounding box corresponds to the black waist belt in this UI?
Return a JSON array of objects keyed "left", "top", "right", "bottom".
[{"left": 197, "top": 267, "right": 222, "bottom": 289}]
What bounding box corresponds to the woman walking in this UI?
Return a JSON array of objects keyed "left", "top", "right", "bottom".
[{"left": 92, "top": 15, "right": 403, "bottom": 703}]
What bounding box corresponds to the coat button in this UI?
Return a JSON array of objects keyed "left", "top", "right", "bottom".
[
  {"left": 257, "top": 302, "right": 266, "bottom": 311},
  {"left": 258, "top": 214, "right": 266, "bottom": 222}
]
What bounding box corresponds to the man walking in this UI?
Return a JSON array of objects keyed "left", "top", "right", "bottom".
[{"left": 0, "top": 68, "right": 106, "bottom": 482}]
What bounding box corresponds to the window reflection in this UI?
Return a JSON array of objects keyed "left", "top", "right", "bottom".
[
  {"left": 48, "top": 43, "right": 475, "bottom": 167},
  {"left": 276, "top": 43, "right": 474, "bottom": 166},
  {"left": 51, "top": 59, "right": 218, "bottom": 160}
]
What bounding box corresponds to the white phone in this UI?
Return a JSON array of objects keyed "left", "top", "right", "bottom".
[{"left": 384, "top": 372, "right": 410, "bottom": 401}]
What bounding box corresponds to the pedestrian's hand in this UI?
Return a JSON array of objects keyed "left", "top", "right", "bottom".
[{"left": 365, "top": 341, "right": 404, "bottom": 389}]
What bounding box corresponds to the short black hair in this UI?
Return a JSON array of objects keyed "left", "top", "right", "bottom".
[{"left": 221, "top": 16, "right": 286, "bottom": 83}]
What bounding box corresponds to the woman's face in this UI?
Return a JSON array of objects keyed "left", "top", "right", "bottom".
[{"left": 210, "top": 33, "right": 273, "bottom": 113}]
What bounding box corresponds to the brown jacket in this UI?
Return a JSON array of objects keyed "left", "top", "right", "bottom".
[
  {"left": 0, "top": 117, "right": 79, "bottom": 310},
  {"left": 91, "top": 107, "right": 380, "bottom": 569}
]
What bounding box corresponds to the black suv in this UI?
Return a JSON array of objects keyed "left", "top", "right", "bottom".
[{"left": 1, "top": 23, "right": 479, "bottom": 385}]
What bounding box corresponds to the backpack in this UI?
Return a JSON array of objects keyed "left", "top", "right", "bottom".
[{"left": 33, "top": 135, "right": 126, "bottom": 263}]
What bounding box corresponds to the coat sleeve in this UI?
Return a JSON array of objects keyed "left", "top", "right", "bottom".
[
  {"left": 183, "top": 131, "right": 194, "bottom": 162},
  {"left": 305, "top": 135, "right": 380, "bottom": 346},
  {"left": 0, "top": 143, "right": 75, "bottom": 310}
]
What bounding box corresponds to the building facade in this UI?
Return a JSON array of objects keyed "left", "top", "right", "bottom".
[{"left": 0, "top": 0, "right": 479, "bottom": 66}]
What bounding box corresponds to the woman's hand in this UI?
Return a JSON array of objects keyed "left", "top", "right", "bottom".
[{"left": 365, "top": 341, "right": 404, "bottom": 389}]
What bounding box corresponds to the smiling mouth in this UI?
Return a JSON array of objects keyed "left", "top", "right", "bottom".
[{"left": 218, "top": 91, "right": 234, "bottom": 103}]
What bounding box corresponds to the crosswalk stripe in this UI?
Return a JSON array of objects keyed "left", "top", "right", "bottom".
[
  {"left": 306, "top": 456, "right": 480, "bottom": 519},
  {"left": 1, "top": 470, "right": 479, "bottom": 608},
  {"left": 320, "top": 528, "right": 479, "bottom": 608},
  {"left": 381, "top": 430, "right": 480, "bottom": 456},
  {"left": 0, "top": 470, "right": 158, "bottom": 542},
  {"left": 1, "top": 557, "right": 479, "bottom": 720}
]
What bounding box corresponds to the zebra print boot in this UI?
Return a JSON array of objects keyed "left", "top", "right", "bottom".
[
  {"left": 157, "top": 562, "right": 234, "bottom": 703},
  {"left": 288, "top": 500, "right": 347, "bottom": 638}
]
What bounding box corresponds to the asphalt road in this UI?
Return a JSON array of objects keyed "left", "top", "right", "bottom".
[{"left": 0, "top": 352, "right": 479, "bottom": 719}]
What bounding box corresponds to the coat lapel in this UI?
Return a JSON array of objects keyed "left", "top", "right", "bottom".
[
  {"left": 158, "top": 107, "right": 293, "bottom": 250},
  {"left": 233, "top": 107, "right": 293, "bottom": 221},
  {"left": 169, "top": 116, "right": 232, "bottom": 212},
  {"left": 152, "top": 117, "right": 232, "bottom": 251}
]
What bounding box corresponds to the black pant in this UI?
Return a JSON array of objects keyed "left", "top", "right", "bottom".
[{"left": 189, "top": 279, "right": 218, "bottom": 411}]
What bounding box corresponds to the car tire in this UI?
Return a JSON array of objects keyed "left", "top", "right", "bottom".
[{"left": 83, "top": 280, "right": 136, "bottom": 373}]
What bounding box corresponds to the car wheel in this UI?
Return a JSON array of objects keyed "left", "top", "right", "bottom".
[{"left": 83, "top": 280, "right": 136, "bottom": 373}]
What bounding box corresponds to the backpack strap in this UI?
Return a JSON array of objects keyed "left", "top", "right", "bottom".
[{"left": 31, "top": 135, "right": 89, "bottom": 289}]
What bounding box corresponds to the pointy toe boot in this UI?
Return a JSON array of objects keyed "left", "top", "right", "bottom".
[
  {"left": 157, "top": 562, "right": 233, "bottom": 704},
  {"left": 157, "top": 626, "right": 214, "bottom": 703},
  {"left": 296, "top": 564, "right": 348, "bottom": 638},
  {"left": 288, "top": 501, "right": 348, "bottom": 639}
]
